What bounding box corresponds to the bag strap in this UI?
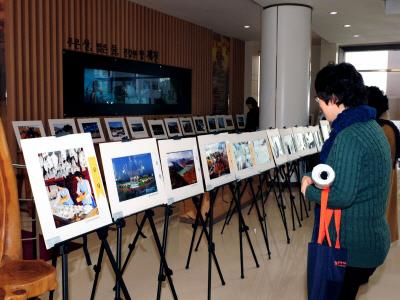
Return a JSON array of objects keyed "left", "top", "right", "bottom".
[{"left": 317, "top": 188, "right": 342, "bottom": 249}]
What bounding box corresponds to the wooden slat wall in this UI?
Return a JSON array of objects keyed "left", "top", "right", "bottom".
[{"left": 4, "top": 0, "right": 244, "bottom": 155}]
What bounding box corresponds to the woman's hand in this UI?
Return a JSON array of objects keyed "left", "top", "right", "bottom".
[{"left": 301, "top": 176, "right": 313, "bottom": 196}]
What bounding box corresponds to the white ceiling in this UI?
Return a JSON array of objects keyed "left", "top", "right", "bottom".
[{"left": 130, "top": 0, "right": 400, "bottom": 45}]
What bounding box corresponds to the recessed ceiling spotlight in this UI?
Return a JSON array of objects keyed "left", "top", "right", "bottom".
[
  {"left": 329, "top": 11, "right": 338, "bottom": 15},
  {"left": 344, "top": 24, "right": 351, "bottom": 28},
  {"left": 353, "top": 34, "right": 360, "bottom": 38},
  {"left": 244, "top": 25, "right": 250, "bottom": 29}
]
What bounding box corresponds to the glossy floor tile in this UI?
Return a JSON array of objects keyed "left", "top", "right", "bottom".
[{"left": 45, "top": 187, "right": 400, "bottom": 300}]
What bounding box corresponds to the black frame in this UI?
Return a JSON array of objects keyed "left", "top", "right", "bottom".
[{"left": 63, "top": 50, "right": 192, "bottom": 117}]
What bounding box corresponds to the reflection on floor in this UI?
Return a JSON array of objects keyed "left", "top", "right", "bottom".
[{"left": 45, "top": 188, "right": 400, "bottom": 300}]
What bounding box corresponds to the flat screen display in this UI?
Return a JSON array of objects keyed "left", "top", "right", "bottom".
[{"left": 63, "top": 50, "right": 191, "bottom": 116}]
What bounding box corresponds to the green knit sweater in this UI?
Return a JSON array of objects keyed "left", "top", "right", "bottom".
[{"left": 306, "top": 120, "right": 391, "bottom": 268}]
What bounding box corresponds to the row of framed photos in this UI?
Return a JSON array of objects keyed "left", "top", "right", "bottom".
[
  {"left": 20, "top": 122, "right": 331, "bottom": 250},
  {"left": 12, "top": 114, "right": 247, "bottom": 149}
]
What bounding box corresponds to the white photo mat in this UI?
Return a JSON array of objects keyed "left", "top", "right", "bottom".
[
  {"left": 103, "top": 117, "right": 130, "bottom": 142},
  {"left": 292, "top": 127, "right": 308, "bottom": 158},
  {"left": 320, "top": 120, "right": 331, "bottom": 142},
  {"left": 158, "top": 137, "right": 204, "bottom": 203},
  {"left": 206, "top": 115, "right": 218, "bottom": 133},
  {"left": 192, "top": 116, "right": 208, "bottom": 134},
  {"left": 77, "top": 118, "right": 106, "bottom": 143},
  {"left": 279, "top": 128, "right": 299, "bottom": 162},
  {"left": 303, "top": 127, "right": 318, "bottom": 155},
  {"left": 266, "top": 129, "right": 288, "bottom": 166},
  {"left": 227, "top": 133, "right": 259, "bottom": 180},
  {"left": 179, "top": 117, "right": 196, "bottom": 136},
  {"left": 99, "top": 138, "right": 166, "bottom": 219},
  {"left": 12, "top": 120, "right": 47, "bottom": 150},
  {"left": 197, "top": 133, "right": 236, "bottom": 191},
  {"left": 125, "top": 116, "right": 149, "bottom": 139},
  {"left": 148, "top": 119, "right": 168, "bottom": 139},
  {"left": 48, "top": 119, "right": 78, "bottom": 137},
  {"left": 21, "top": 133, "right": 112, "bottom": 249},
  {"left": 246, "top": 130, "right": 276, "bottom": 173},
  {"left": 164, "top": 118, "right": 183, "bottom": 137},
  {"left": 311, "top": 125, "right": 324, "bottom": 152}
]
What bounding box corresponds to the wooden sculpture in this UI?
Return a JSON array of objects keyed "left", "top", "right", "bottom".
[{"left": 0, "top": 119, "right": 57, "bottom": 299}]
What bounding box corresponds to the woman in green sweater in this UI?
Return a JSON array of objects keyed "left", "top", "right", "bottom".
[{"left": 302, "top": 63, "right": 391, "bottom": 300}]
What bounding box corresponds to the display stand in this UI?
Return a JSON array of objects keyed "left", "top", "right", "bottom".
[
  {"left": 185, "top": 191, "right": 226, "bottom": 300},
  {"left": 292, "top": 159, "right": 310, "bottom": 220},
  {"left": 114, "top": 218, "right": 126, "bottom": 300},
  {"left": 49, "top": 242, "right": 69, "bottom": 300},
  {"left": 90, "top": 226, "right": 131, "bottom": 300},
  {"left": 118, "top": 207, "right": 178, "bottom": 300}
]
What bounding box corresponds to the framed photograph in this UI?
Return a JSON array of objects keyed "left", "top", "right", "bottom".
[
  {"left": 266, "top": 129, "right": 287, "bottom": 166},
  {"left": 216, "top": 115, "right": 227, "bottom": 132},
  {"left": 279, "top": 128, "right": 299, "bottom": 162},
  {"left": 125, "top": 116, "right": 149, "bottom": 139},
  {"left": 20, "top": 133, "right": 112, "bottom": 249},
  {"left": 48, "top": 119, "right": 78, "bottom": 137},
  {"left": 148, "top": 119, "right": 168, "bottom": 139},
  {"left": 292, "top": 127, "right": 308, "bottom": 157},
  {"left": 303, "top": 127, "right": 318, "bottom": 155},
  {"left": 104, "top": 117, "right": 129, "bottom": 142},
  {"left": 224, "top": 115, "right": 235, "bottom": 131},
  {"left": 227, "top": 133, "right": 258, "bottom": 180},
  {"left": 311, "top": 126, "right": 324, "bottom": 152},
  {"left": 12, "top": 120, "right": 47, "bottom": 150},
  {"left": 179, "top": 117, "right": 196, "bottom": 136},
  {"left": 247, "top": 130, "right": 275, "bottom": 173},
  {"left": 197, "top": 133, "right": 235, "bottom": 191},
  {"left": 192, "top": 116, "right": 208, "bottom": 134},
  {"left": 164, "top": 118, "right": 183, "bottom": 138},
  {"left": 320, "top": 120, "right": 331, "bottom": 142},
  {"left": 158, "top": 137, "right": 204, "bottom": 203},
  {"left": 205, "top": 115, "right": 218, "bottom": 133},
  {"left": 77, "top": 118, "right": 106, "bottom": 143},
  {"left": 236, "top": 114, "right": 246, "bottom": 129},
  {"left": 99, "top": 138, "right": 166, "bottom": 219}
]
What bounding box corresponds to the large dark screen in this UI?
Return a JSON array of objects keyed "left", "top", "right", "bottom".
[{"left": 63, "top": 51, "right": 191, "bottom": 116}]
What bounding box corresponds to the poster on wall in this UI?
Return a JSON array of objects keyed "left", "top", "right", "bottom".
[
  {"left": 212, "top": 33, "right": 230, "bottom": 114},
  {"left": 158, "top": 137, "right": 204, "bottom": 203},
  {"left": 99, "top": 138, "right": 166, "bottom": 219},
  {"left": 197, "top": 133, "right": 235, "bottom": 191},
  {"left": 21, "top": 133, "right": 112, "bottom": 249}
]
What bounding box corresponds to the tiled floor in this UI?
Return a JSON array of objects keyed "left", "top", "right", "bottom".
[{"left": 45, "top": 187, "right": 400, "bottom": 300}]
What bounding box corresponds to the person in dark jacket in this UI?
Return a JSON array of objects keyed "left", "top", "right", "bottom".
[{"left": 244, "top": 97, "right": 259, "bottom": 131}]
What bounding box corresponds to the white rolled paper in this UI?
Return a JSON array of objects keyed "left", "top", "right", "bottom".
[{"left": 311, "top": 164, "right": 335, "bottom": 189}]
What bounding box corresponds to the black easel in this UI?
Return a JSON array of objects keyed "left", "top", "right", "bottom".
[
  {"left": 90, "top": 226, "right": 132, "bottom": 300},
  {"left": 119, "top": 207, "right": 178, "bottom": 300},
  {"left": 114, "top": 218, "right": 126, "bottom": 300},
  {"left": 185, "top": 191, "right": 226, "bottom": 300}
]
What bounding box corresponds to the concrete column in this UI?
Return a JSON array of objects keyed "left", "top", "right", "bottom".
[{"left": 259, "top": 4, "right": 312, "bottom": 128}]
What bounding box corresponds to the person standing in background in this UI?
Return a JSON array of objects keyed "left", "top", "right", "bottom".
[
  {"left": 366, "top": 86, "right": 399, "bottom": 242},
  {"left": 244, "top": 97, "right": 259, "bottom": 131}
]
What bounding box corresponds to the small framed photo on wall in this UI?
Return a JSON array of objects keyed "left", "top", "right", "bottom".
[
  {"left": 192, "top": 116, "right": 208, "bottom": 134},
  {"left": 20, "top": 133, "right": 112, "bottom": 249},
  {"left": 12, "top": 120, "right": 47, "bottom": 150},
  {"left": 77, "top": 118, "right": 106, "bottom": 143},
  {"left": 103, "top": 117, "right": 129, "bottom": 142},
  {"left": 179, "top": 117, "right": 196, "bottom": 136},
  {"left": 224, "top": 115, "right": 235, "bottom": 131},
  {"left": 125, "top": 116, "right": 149, "bottom": 139},
  {"left": 48, "top": 119, "right": 78, "bottom": 137},
  {"left": 148, "top": 119, "right": 168, "bottom": 139},
  {"left": 158, "top": 137, "right": 204, "bottom": 203}
]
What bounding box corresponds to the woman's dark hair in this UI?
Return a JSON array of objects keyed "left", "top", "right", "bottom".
[
  {"left": 315, "top": 62, "right": 366, "bottom": 107},
  {"left": 74, "top": 171, "right": 83, "bottom": 178},
  {"left": 366, "top": 86, "right": 389, "bottom": 118},
  {"left": 245, "top": 97, "right": 258, "bottom": 108}
]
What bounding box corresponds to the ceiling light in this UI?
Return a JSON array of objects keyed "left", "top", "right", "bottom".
[
  {"left": 329, "top": 11, "right": 338, "bottom": 15},
  {"left": 353, "top": 34, "right": 360, "bottom": 38},
  {"left": 344, "top": 24, "right": 351, "bottom": 28},
  {"left": 244, "top": 25, "right": 250, "bottom": 29}
]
